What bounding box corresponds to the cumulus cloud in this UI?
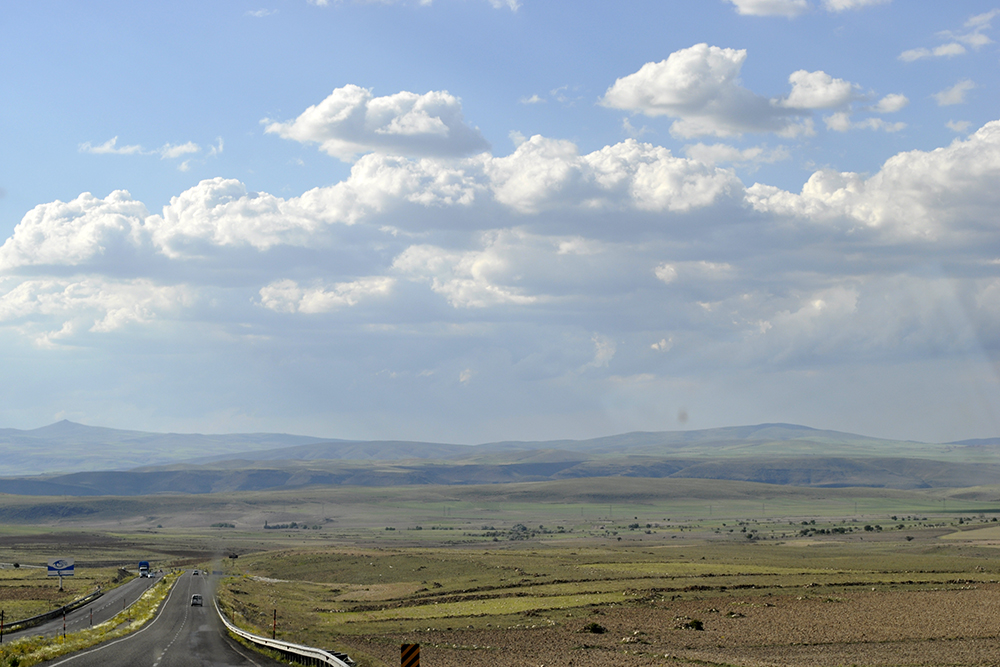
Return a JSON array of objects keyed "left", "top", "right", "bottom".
[
  {"left": 391, "top": 235, "right": 541, "bottom": 309},
  {"left": 933, "top": 80, "right": 975, "bottom": 106},
  {"left": 146, "top": 177, "right": 325, "bottom": 257},
  {"left": 599, "top": 45, "right": 825, "bottom": 138},
  {"left": 0, "top": 190, "right": 148, "bottom": 269},
  {"left": 779, "top": 70, "right": 858, "bottom": 109},
  {"left": 258, "top": 277, "right": 394, "bottom": 313},
  {"left": 264, "top": 85, "right": 490, "bottom": 161},
  {"left": 746, "top": 120, "right": 1000, "bottom": 239},
  {"left": 947, "top": 120, "right": 972, "bottom": 133},
  {"left": 484, "top": 135, "right": 743, "bottom": 214},
  {"left": 871, "top": 93, "right": 908, "bottom": 113}
]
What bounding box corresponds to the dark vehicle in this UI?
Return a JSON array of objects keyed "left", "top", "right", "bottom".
[{"left": 191, "top": 594, "right": 203, "bottom": 606}]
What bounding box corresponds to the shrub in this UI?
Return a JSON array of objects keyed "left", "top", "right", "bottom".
[{"left": 582, "top": 622, "right": 607, "bottom": 634}]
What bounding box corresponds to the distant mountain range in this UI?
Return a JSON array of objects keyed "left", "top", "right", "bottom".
[{"left": 2, "top": 420, "right": 1000, "bottom": 495}]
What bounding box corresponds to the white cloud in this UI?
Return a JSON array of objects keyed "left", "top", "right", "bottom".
[
  {"left": 872, "top": 93, "right": 908, "bottom": 114},
  {"left": 245, "top": 8, "right": 277, "bottom": 17},
  {"left": 728, "top": 0, "right": 888, "bottom": 15},
  {"left": 747, "top": 120, "right": 1000, "bottom": 239},
  {"left": 933, "top": 80, "right": 975, "bottom": 106},
  {"left": 519, "top": 94, "right": 544, "bottom": 105},
  {"left": 823, "top": 112, "right": 905, "bottom": 133},
  {"left": 0, "top": 190, "right": 148, "bottom": 269},
  {"left": 146, "top": 178, "right": 325, "bottom": 257},
  {"left": 392, "top": 234, "right": 541, "bottom": 309},
  {"left": 159, "top": 142, "right": 200, "bottom": 159},
  {"left": 78, "top": 137, "right": 144, "bottom": 155},
  {"left": 779, "top": 70, "right": 858, "bottom": 109},
  {"left": 486, "top": 0, "right": 519, "bottom": 10},
  {"left": 900, "top": 10, "right": 997, "bottom": 61},
  {"left": 207, "top": 137, "right": 224, "bottom": 157},
  {"left": 264, "top": 84, "right": 490, "bottom": 161},
  {"left": 258, "top": 277, "right": 394, "bottom": 313},
  {"left": 651, "top": 337, "right": 673, "bottom": 351},
  {"left": 655, "top": 261, "right": 735, "bottom": 285},
  {"left": 683, "top": 143, "right": 790, "bottom": 167},
  {"left": 0, "top": 277, "right": 193, "bottom": 344},
  {"left": 599, "top": 44, "right": 816, "bottom": 138},
  {"left": 822, "top": 0, "right": 889, "bottom": 10},
  {"left": 898, "top": 43, "right": 966, "bottom": 62},
  {"left": 484, "top": 135, "right": 743, "bottom": 214},
  {"left": 726, "top": 0, "right": 808, "bottom": 17},
  {"left": 947, "top": 120, "right": 972, "bottom": 133},
  {"left": 585, "top": 334, "right": 616, "bottom": 368}
]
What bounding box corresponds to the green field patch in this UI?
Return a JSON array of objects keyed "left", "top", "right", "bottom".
[{"left": 939, "top": 525, "right": 1000, "bottom": 540}]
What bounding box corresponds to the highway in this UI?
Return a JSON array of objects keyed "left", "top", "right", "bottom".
[
  {"left": 41, "top": 571, "right": 287, "bottom": 667},
  {"left": 4, "top": 573, "right": 159, "bottom": 641}
]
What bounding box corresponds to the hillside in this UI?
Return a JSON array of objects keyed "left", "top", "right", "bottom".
[{"left": 3, "top": 421, "right": 1000, "bottom": 495}]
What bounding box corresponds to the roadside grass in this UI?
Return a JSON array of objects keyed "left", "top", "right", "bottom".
[
  {"left": 0, "top": 566, "right": 125, "bottom": 621},
  {"left": 0, "top": 571, "right": 179, "bottom": 667}
]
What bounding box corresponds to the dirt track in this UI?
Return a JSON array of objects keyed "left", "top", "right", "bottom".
[{"left": 358, "top": 585, "right": 1000, "bottom": 666}]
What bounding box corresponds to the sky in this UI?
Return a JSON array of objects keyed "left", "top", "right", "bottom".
[{"left": 2, "top": 0, "right": 1000, "bottom": 444}]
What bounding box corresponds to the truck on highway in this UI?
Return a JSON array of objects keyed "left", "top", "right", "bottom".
[{"left": 138, "top": 561, "right": 151, "bottom": 577}]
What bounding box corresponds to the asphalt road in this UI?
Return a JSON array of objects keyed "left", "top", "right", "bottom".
[
  {"left": 47, "top": 571, "right": 287, "bottom": 667},
  {"left": 4, "top": 573, "right": 159, "bottom": 641}
]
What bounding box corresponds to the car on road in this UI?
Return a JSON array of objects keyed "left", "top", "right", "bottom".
[{"left": 191, "top": 594, "right": 203, "bottom": 606}]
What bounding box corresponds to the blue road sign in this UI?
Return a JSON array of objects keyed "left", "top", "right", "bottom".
[{"left": 47, "top": 558, "right": 75, "bottom": 576}]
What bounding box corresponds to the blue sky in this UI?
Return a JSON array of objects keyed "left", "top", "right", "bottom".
[{"left": 2, "top": 0, "right": 1000, "bottom": 444}]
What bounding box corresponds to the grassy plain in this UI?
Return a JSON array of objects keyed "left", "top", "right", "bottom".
[{"left": 4, "top": 478, "right": 1000, "bottom": 665}]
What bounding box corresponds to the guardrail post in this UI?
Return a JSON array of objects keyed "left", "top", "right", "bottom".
[
  {"left": 2, "top": 608, "right": 5, "bottom": 643},
  {"left": 272, "top": 609, "right": 277, "bottom": 639},
  {"left": 401, "top": 643, "right": 419, "bottom": 667}
]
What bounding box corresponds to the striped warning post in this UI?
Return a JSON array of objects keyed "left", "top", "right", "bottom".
[{"left": 401, "top": 643, "right": 420, "bottom": 667}]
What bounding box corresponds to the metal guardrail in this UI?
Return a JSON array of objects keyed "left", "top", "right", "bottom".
[
  {"left": 6, "top": 589, "right": 104, "bottom": 633},
  {"left": 214, "top": 598, "right": 354, "bottom": 667}
]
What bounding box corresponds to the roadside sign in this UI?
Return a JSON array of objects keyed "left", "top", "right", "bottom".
[{"left": 47, "top": 558, "right": 74, "bottom": 577}]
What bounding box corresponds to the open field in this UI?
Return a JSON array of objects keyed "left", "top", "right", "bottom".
[{"left": 4, "top": 478, "right": 1000, "bottom": 665}]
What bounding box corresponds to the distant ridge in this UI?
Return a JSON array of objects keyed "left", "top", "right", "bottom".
[
  {"left": 0, "top": 420, "right": 329, "bottom": 476},
  {"left": 1, "top": 420, "right": 997, "bottom": 493}
]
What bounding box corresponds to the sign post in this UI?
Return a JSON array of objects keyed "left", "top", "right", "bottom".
[{"left": 47, "top": 558, "right": 75, "bottom": 591}]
